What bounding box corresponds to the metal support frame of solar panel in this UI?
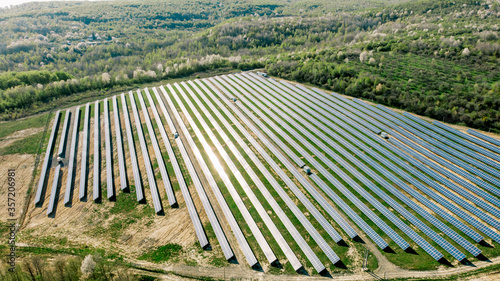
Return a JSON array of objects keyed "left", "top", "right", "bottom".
[
  {"left": 164, "top": 84, "right": 258, "bottom": 268},
  {"left": 176, "top": 82, "right": 283, "bottom": 267},
  {"left": 295, "top": 84, "right": 500, "bottom": 217},
  {"left": 434, "top": 122, "right": 500, "bottom": 154},
  {"left": 191, "top": 79, "right": 329, "bottom": 271},
  {"left": 264, "top": 77, "right": 485, "bottom": 255},
  {"left": 147, "top": 87, "right": 209, "bottom": 250},
  {"left": 202, "top": 80, "right": 349, "bottom": 272},
  {"left": 137, "top": 88, "right": 177, "bottom": 207},
  {"left": 79, "top": 104, "right": 90, "bottom": 200},
  {"left": 213, "top": 76, "right": 365, "bottom": 244},
  {"left": 377, "top": 105, "right": 500, "bottom": 173},
  {"left": 317, "top": 90, "right": 500, "bottom": 198},
  {"left": 156, "top": 86, "right": 234, "bottom": 260},
  {"left": 64, "top": 106, "right": 81, "bottom": 206},
  {"left": 351, "top": 99, "right": 500, "bottom": 188},
  {"left": 121, "top": 93, "right": 145, "bottom": 202},
  {"left": 35, "top": 110, "right": 62, "bottom": 206},
  {"left": 93, "top": 101, "right": 101, "bottom": 202},
  {"left": 210, "top": 76, "right": 389, "bottom": 252},
  {"left": 403, "top": 113, "right": 500, "bottom": 162},
  {"left": 129, "top": 91, "right": 163, "bottom": 214},
  {"left": 104, "top": 98, "right": 115, "bottom": 201},
  {"left": 217, "top": 75, "right": 411, "bottom": 252},
  {"left": 235, "top": 74, "right": 459, "bottom": 261},
  {"left": 47, "top": 164, "right": 62, "bottom": 216},
  {"left": 57, "top": 109, "right": 71, "bottom": 157},
  {"left": 113, "top": 96, "right": 128, "bottom": 191},
  {"left": 467, "top": 129, "right": 500, "bottom": 148}
]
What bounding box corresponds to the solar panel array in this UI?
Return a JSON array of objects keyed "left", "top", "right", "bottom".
[{"left": 32, "top": 72, "right": 500, "bottom": 274}]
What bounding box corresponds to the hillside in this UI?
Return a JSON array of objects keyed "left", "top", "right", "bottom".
[{"left": 0, "top": 0, "right": 497, "bottom": 131}]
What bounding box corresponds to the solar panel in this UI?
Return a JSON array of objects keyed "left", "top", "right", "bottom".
[
  {"left": 57, "top": 109, "right": 71, "bottom": 157},
  {"left": 303, "top": 86, "right": 500, "bottom": 213},
  {"left": 220, "top": 74, "right": 413, "bottom": 253},
  {"left": 35, "top": 110, "right": 61, "bottom": 206},
  {"left": 79, "top": 104, "right": 90, "bottom": 201},
  {"left": 272, "top": 79, "right": 487, "bottom": 254},
  {"left": 214, "top": 77, "right": 348, "bottom": 239},
  {"left": 352, "top": 99, "right": 500, "bottom": 187},
  {"left": 104, "top": 98, "right": 115, "bottom": 201},
  {"left": 312, "top": 90, "right": 500, "bottom": 198},
  {"left": 467, "top": 129, "right": 500, "bottom": 148},
  {"left": 47, "top": 164, "right": 62, "bottom": 216},
  {"left": 430, "top": 121, "right": 500, "bottom": 154},
  {"left": 204, "top": 79, "right": 362, "bottom": 272},
  {"left": 379, "top": 106, "right": 500, "bottom": 171},
  {"left": 137, "top": 89, "right": 177, "bottom": 207},
  {"left": 194, "top": 80, "right": 350, "bottom": 271},
  {"left": 403, "top": 113, "right": 500, "bottom": 162},
  {"left": 175, "top": 82, "right": 279, "bottom": 266},
  {"left": 64, "top": 107, "right": 81, "bottom": 206},
  {"left": 147, "top": 87, "right": 209, "bottom": 250},
  {"left": 303, "top": 88, "right": 500, "bottom": 243},
  {"left": 238, "top": 73, "right": 465, "bottom": 260}
]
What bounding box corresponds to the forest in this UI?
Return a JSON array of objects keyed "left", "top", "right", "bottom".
[{"left": 0, "top": 0, "right": 498, "bottom": 131}]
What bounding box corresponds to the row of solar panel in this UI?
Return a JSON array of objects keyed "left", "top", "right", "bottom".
[
  {"left": 296, "top": 86, "right": 500, "bottom": 245},
  {"left": 266, "top": 78, "right": 483, "bottom": 257}
]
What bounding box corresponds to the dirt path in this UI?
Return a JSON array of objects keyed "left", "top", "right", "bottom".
[
  {"left": 0, "top": 127, "right": 44, "bottom": 150},
  {"left": 122, "top": 254, "right": 500, "bottom": 280}
]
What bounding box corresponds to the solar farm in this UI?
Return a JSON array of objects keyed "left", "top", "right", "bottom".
[{"left": 31, "top": 72, "right": 500, "bottom": 275}]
